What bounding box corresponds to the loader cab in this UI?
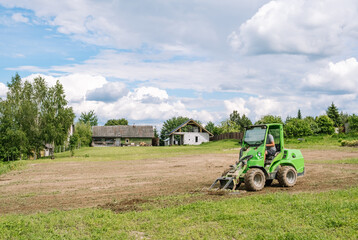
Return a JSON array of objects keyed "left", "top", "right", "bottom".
[
  {"left": 242, "top": 123, "right": 284, "bottom": 158},
  {"left": 266, "top": 124, "right": 284, "bottom": 153}
]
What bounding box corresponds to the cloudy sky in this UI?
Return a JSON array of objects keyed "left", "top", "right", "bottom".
[{"left": 1, "top": 0, "right": 358, "bottom": 127}]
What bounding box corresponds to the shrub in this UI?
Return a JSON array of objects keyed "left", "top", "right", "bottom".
[
  {"left": 341, "top": 140, "right": 358, "bottom": 147},
  {"left": 348, "top": 114, "right": 358, "bottom": 132},
  {"left": 255, "top": 115, "right": 283, "bottom": 125},
  {"left": 316, "top": 115, "right": 335, "bottom": 135},
  {"left": 284, "top": 118, "right": 312, "bottom": 137}
]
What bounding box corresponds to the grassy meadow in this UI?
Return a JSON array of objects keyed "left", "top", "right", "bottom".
[{"left": 1, "top": 187, "right": 357, "bottom": 239}]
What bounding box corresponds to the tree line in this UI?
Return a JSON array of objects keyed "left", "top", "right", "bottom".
[{"left": 159, "top": 103, "right": 358, "bottom": 145}]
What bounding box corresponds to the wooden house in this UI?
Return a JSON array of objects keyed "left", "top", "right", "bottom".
[
  {"left": 92, "top": 125, "right": 154, "bottom": 147},
  {"left": 165, "top": 119, "right": 213, "bottom": 146}
]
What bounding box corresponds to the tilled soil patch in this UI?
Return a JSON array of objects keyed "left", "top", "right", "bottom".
[{"left": 0, "top": 150, "right": 357, "bottom": 214}]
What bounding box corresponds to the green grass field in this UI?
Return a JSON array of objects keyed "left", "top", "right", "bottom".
[
  {"left": 1, "top": 187, "right": 357, "bottom": 239},
  {"left": 1, "top": 138, "right": 358, "bottom": 239}
]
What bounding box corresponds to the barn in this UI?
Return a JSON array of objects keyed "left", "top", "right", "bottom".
[
  {"left": 92, "top": 125, "right": 154, "bottom": 147},
  {"left": 165, "top": 119, "right": 213, "bottom": 146}
]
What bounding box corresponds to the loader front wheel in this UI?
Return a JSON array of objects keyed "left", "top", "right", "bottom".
[
  {"left": 277, "top": 166, "right": 297, "bottom": 187},
  {"left": 244, "top": 168, "right": 265, "bottom": 191}
]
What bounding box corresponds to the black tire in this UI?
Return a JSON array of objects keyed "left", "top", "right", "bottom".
[
  {"left": 265, "top": 179, "right": 273, "bottom": 186},
  {"left": 244, "top": 168, "right": 266, "bottom": 191},
  {"left": 277, "top": 166, "right": 297, "bottom": 187}
]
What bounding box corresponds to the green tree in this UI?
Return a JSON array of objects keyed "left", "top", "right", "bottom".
[
  {"left": 0, "top": 75, "right": 74, "bottom": 161},
  {"left": 205, "top": 121, "right": 215, "bottom": 134},
  {"left": 104, "top": 118, "right": 128, "bottom": 126},
  {"left": 205, "top": 121, "right": 223, "bottom": 135},
  {"left": 229, "top": 110, "right": 252, "bottom": 130},
  {"left": 303, "top": 116, "right": 320, "bottom": 134},
  {"left": 297, "top": 109, "right": 302, "bottom": 119},
  {"left": 316, "top": 115, "right": 335, "bottom": 134},
  {"left": 348, "top": 114, "right": 358, "bottom": 132},
  {"left": 255, "top": 115, "right": 283, "bottom": 125},
  {"left": 153, "top": 127, "right": 159, "bottom": 138},
  {"left": 0, "top": 74, "right": 29, "bottom": 160},
  {"left": 285, "top": 115, "right": 293, "bottom": 124},
  {"left": 69, "top": 134, "right": 79, "bottom": 157},
  {"left": 284, "top": 118, "right": 312, "bottom": 137},
  {"left": 75, "top": 122, "right": 93, "bottom": 147},
  {"left": 326, "top": 102, "right": 341, "bottom": 127},
  {"left": 42, "top": 81, "right": 75, "bottom": 158},
  {"left": 79, "top": 110, "right": 98, "bottom": 126},
  {"left": 218, "top": 120, "right": 241, "bottom": 133},
  {"left": 340, "top": 111, "right": 349, "bottom": 125}
]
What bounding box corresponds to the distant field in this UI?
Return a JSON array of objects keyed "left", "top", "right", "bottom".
[{"left": 36, "top": 139, "right": 242, "bottom": 163}]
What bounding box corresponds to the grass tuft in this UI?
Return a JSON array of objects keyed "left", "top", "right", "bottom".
[{"left": 0, "top": 161, "right": 27, "bottom": 176}]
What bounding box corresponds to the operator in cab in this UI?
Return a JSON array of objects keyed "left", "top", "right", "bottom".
[{"left": 266, "top": 134, "right": 276, "bottom": 159}]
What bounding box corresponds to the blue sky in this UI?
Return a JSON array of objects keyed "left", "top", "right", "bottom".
[{"left": 1, "top": 0, "right": 358, "bottom": 127}]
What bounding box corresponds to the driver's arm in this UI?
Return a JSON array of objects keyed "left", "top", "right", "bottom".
[{"left": 266, "top": 135, "right": 275, "bottom": 147}]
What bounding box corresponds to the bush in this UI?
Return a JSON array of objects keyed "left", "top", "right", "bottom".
[
  {"left": 255, "top": 115, "right": 283, "bottom": 125},
  {"left": 316, "top": 115, "right": 335, "bottom": 135},
  {"left": 284, "top": 118, "right": 312, "bottom": 137},
  {"left": 341, "top": 140, "right": 358, "bottom": 147},
  {"left": 348, "top": 114, "right": 358, "bottom": 132},
  {"left": 304, "top": 116, "right": 320, "bottom": 134}
]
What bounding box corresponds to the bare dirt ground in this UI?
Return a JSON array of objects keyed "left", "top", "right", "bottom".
[{"left": 1, "top": 149, "right": 358, "bottom": 214}]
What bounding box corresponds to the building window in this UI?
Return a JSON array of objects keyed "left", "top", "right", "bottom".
[
  {"left": 195, "top": 136, "right": 198, "bottom": 142},
  {"left": 125, "top": 138, "right": 129, "bottom": 144}
]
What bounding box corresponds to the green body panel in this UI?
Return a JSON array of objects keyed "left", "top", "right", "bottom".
[{"left": 271, "top": 149, "right": 305, "bottom": 173}]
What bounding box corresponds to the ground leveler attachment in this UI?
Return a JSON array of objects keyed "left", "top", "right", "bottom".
[{"left": 209, "top": 155, "right": 252, "bottom": 191}]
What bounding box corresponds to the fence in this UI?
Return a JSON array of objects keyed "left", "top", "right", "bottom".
[{"left": 210, "top": 132, "right": 244, "bottom": 141}]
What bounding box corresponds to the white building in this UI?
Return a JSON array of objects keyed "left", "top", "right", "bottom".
[{"left": 166, "top": 119, "right": 213, "bottom": 146}]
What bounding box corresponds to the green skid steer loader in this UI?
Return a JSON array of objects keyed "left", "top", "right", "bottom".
[{"left": 210, "top": 123, "right": 304, "bottom": 191}]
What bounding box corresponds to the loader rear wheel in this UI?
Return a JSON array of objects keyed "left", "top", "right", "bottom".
[
  {"left": 244, "top": 168, "right": 265, "bottom": 191},
  {"left": 277, "top": 166, "right": 297, "bottom": 187}
]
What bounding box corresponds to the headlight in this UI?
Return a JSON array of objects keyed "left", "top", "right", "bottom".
[{"left": 257, "top": 152, "right": 262, "bottom": 158}]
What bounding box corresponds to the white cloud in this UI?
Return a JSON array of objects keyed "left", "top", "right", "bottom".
[
  {"left": 0, "top": 0, "right": 268, "bottom": 53},
  {"left": 302, "top": 58, "right": 358, "bottom": 94},
  {"left": 224, "top": 98, "right": 250, "bottom": 116},
  {"left": 86, "top": 82, "right": 128, "bottom": 102},
  {"left": 0, "top": 82, "right": 7, "bottom": 98},
  {"left": 23, "top": 73, "right": 107, "bottom": 102},
  {"left": 21, "top": 73, "right": 216, "bottom": 123},
  {"left": 128, "top": 87, "right": 168, "bottom": 104},
  {"left": 11, "top": 13, "right": 29, "bottom": 23},
  {"left": 230, "top": 0, "right": 358, "bottom": 56}
]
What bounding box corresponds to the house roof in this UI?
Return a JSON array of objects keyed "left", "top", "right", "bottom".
[
  {"left": 168, "top": 119, "right": 213, "bottom": 136},
  {"left": 92, "top": 125, "right": 154, "bottom": 138}
]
